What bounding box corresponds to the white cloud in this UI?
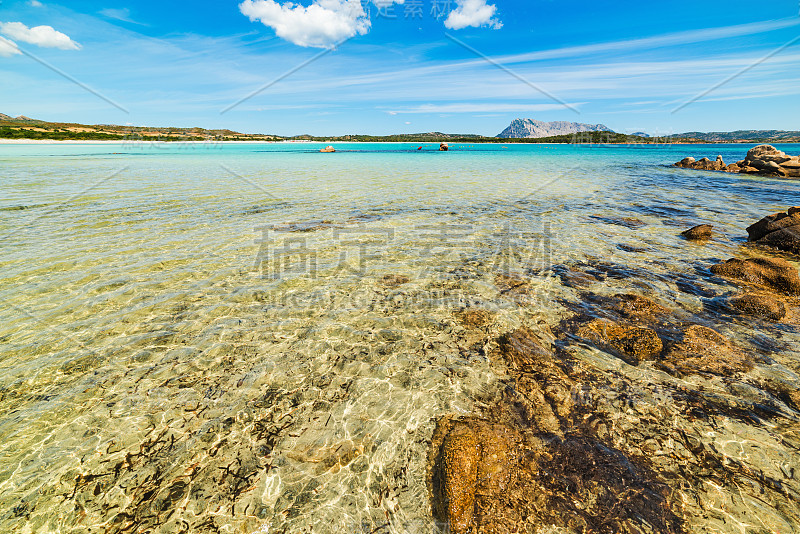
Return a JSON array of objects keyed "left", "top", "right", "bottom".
[
  {"left": 0, "top": 22, "right": 80, "bottom": 50},
  {"left": 29, "top": 0, "right": 44, "bottom": 7},
  {"left": 444, "top": 0, "right": 501, "bottom": 30},
  {"left": 0, "top": 36, "right": 21, "bottom": 57},
  {"left": 240, "top": 0, "right": 371, "bottom": 48}
]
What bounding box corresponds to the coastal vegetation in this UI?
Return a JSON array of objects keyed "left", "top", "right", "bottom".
[{"left": 4, "top": 114, "right": 799, "bottom": 143}]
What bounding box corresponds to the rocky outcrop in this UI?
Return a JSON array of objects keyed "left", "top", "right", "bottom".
[
  {"left": 681, "top": 224, "right": 713, "bottom": 241},
  {"left": 675, "top": 155, "right": 726, "bottom": 171},
  {"left": 674, "top": 145, "right": 800, "bottom": 178},
  {"left": 746, "top": 207, "right": 800, "bottom": 255},
  {"left": 710, "top": 257, "right": 800, "bottom": 295}
]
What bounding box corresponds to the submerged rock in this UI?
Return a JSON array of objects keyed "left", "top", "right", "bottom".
[
  {"left": 595, "top": 293, "right": 669, "bottom": 323},
  {"left": 495, "top": 273, "right": 531, "bottom": 302},
  {"left": 589, "top": 215, "right": 647, "bottom": 228},
  {"left": 438, "top": 423, "right": 480, "bottom": 534},
  {"left": 710, "top": 257, "right": 800, "bottom": 295},
  {"left": 456, "top": 308, "right": 492, "bottom": 329},
  {"left": 728, "top": 292, "right": 788, "bottom": 321},
  {"left": 662, "top": 325, "right": 751, "bottom": 377},
  {"left": 746, "top": 208, "right": 800, "bottom": 255},
  {"left": 681, "top": 224, "right": 713, "bottom": 241},
  {"left": 429, "top": 418, "right": 521, "bottom": 534},
  {"left": 575, "top": 318, "right": 663, "bottom": 363},
  {"left": 380, "top": 274, "right": 410, "bottom": 287}
]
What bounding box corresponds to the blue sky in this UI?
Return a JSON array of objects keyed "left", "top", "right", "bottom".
[{"left": 1, "top": 0, "right": 799, "bottom": 136}]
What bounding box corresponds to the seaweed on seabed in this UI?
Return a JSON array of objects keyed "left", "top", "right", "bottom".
[{"left": 531, "top": 434, "right": 684, "bottom": 534}]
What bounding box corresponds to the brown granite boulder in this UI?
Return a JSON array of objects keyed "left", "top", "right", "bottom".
[
  {"left": 437, "top": 423, "right": 480, "bottom": 533},
  {"left": 681, "top": 224, "right": 713, "bottom": 241},
  {"left": 710, "top": 257, "right": 800, "bottom": 295},
  {"left": 740, "top": 146, "right": 795, "bottom": 176},
  {"left": 429, "top": 418, "right": 522, "bottom": 534},
  {"left": 673, "top": 156, "right": 725, "bottom": 171},
  {"left": 729, "top": 292, "right": 788, "bottom": 321},
  {"left": 746, "top": 208, "right": 800, "bottom": 255},
  {"left": 674, "top": 145, "right": 799, "bottom": 177},
  {"left": 746, "top": 144, "right": 792, "bottom": 164}
]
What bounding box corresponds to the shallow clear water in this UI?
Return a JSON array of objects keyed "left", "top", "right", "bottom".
[{"left": 1, "top": 142, "right": 799, "bottom": 533}]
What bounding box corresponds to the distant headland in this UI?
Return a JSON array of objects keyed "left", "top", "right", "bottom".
[{"left": 2, "top": 114, "right": 799, "bottom": 144}]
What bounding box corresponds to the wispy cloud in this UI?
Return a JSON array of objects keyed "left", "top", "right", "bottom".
[
  {"left": 99, "top": 8, "right": 144, "bottom": 25},
  {"left": 387, "top": 103, "right": 583, "bottom": 114},
  {"left": 481, "top": 18, "right": 800, "bottom": 66}
]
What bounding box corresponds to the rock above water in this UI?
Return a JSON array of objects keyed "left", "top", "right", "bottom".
[
  {"left": 710, "top": 257, "right": 800, "bottom": 295},
  {"left": 747, "top": 144, "right": 792, "bottom": 163},
  {"left": 674, "top": 144, "right": 800, "bottom": 178},
  {"left": 674, "top": 156, "right": 726, "bottom": 171},
  {"left": 746, "top": 208, "right": 800, "bottom": 255},
  {"left": 681, "top": 224, "right": 713, "bottom": 241}
]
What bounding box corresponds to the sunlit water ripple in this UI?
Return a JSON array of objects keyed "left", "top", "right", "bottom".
[{"left": 1, "top": 142, "right": 799, "bottom": 533}]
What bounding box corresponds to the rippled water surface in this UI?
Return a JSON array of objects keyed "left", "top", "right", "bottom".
[{"left": 1, "top": 142, "right": 799, "bottom": 533}]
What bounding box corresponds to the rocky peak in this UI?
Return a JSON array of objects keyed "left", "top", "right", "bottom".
[{"left": 497, "top": 118, "right": 613, "bottom": 139}]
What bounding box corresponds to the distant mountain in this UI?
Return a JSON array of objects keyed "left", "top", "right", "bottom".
[
  {"left": 498, "top": 118, "right": 613, "bottom": 138},
  {"left": 673, "top": 130, "right": 800, "bottom": 143},
  {"left": 631, "top": 132, "right": 650, "bottom": 138},
  {"left": 0, "top": 113, "right": 11, "bottom": 121}
]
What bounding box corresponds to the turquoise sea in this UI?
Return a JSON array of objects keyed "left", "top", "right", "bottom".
[{"left": 1, "top": 142, "right": 800, "bottom": 533}]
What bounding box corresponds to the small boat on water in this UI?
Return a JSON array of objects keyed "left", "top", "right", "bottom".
[
  {"left": 320, "top": 146, "right": 335, "bottom": 153},
  {"left": 439, "top": 143, "right": 449, "bottom": 151}
]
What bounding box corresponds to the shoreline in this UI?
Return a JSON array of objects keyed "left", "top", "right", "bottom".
[{"left": 3, "top": 139, "right": 800, "bottom": 146}]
